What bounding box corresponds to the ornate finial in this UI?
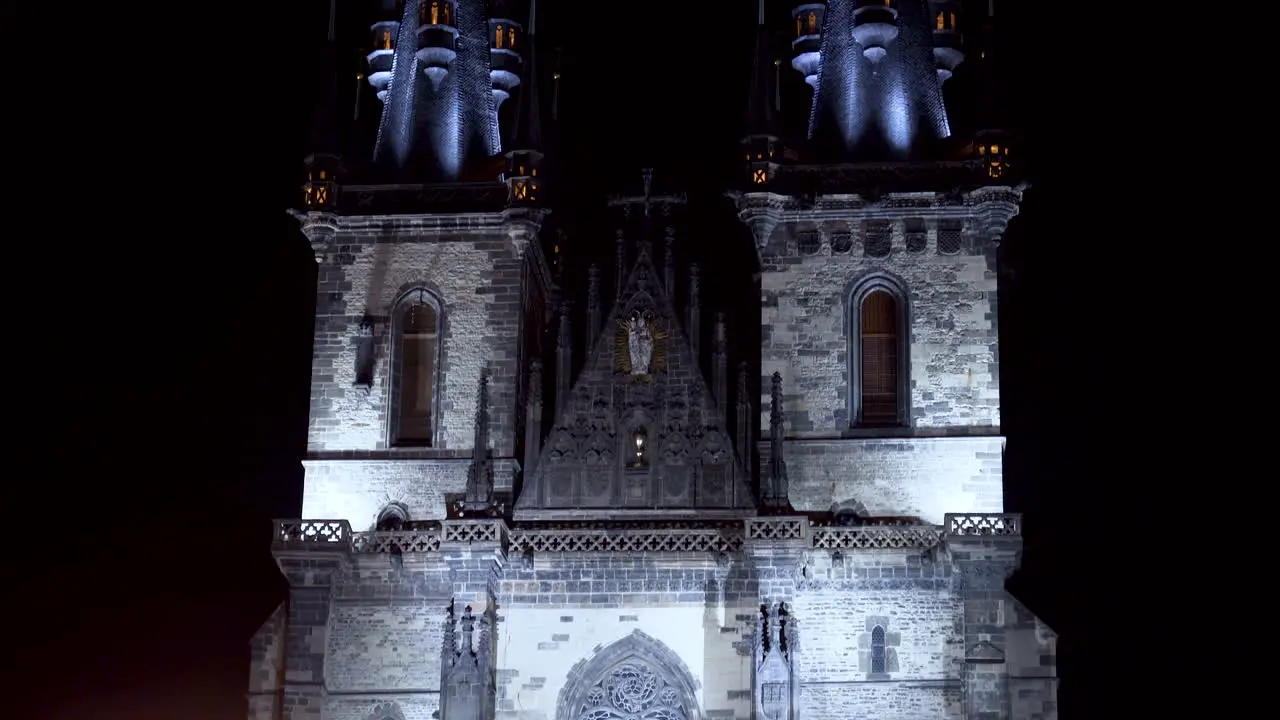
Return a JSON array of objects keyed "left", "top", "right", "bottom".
[
  {"left": 713, "top": 312, "right": 727, "bottom": 349},
  {"left": 443, "top": 599, "right": 458, "bottom": 663},
  {"left": 689, "top": 264, "right": 700, "bottom": 295},
  {"left": 464, "top": 367, "right": 494, "bottom": 513},
  {"left": 737, "top": 362, "right": 749, "bottom": 399},
  {"left": 459, "top": 605, "right": 476, "bottom": 657},
  {"left": 642, "top": 168, "right": 654, "bottom": 199},
  {"left": 770, "top": 372, "right": 784, "bottom": 424}
]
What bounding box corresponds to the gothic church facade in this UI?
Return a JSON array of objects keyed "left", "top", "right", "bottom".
[{"left": 250, "top": 1, "right": 1057, "bottom": 719}]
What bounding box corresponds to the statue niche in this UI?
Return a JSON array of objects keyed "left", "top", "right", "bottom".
[{"left": 615, "top": 308, "right": 667, "bottom": 377}]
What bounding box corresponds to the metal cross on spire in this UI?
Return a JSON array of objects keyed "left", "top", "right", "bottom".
[{"left": 607, "top": 168, "right": 687, "bottom": 217}]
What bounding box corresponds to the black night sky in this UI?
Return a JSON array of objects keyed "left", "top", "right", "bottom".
[{"left": 6, "top": 1, "right": 1170, "bottom": 718}]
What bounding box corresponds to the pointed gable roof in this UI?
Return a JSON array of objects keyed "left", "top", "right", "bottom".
[{"left": 514, "top": 243, "right": 757, "bottom": 521}]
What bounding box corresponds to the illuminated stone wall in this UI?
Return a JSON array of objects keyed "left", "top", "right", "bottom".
[
  {"left": 301, "top": 215, "right": 538, "bottom": 526},
  {"left": 758, "top": 213, "right": 1003, "bottom": 521},
  {"left": 247, "top": 546, "right": 1057, "bottom": 720},
  {"left": 761, "top": 436, "right": 1005, "bottom": 523}
]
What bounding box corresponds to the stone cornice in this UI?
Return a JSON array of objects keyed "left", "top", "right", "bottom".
[{"left": 730, "top": 183, "right": 1027, "bottom": 246}]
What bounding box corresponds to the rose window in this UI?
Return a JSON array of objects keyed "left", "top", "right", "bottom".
[{"left": 577, "top": 661, "right": 688, "bottom": 720}]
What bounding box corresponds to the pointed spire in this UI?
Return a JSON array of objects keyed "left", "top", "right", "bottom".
[
  {"left": 510, "top": 0, "right": 542, "bottom": 152},
  {"left": 463, "top": 368, "right": 495, "bottom": 514},
  {"left": 301, "top": 0, "right": 342, "bottom": 213},
  {"left": 767, "top": 371, "right": 789, "bottom": 510},
  {"left": 741, "top": 0, "right": 784, "bottom": 187},
  {"left": 744, "top": 0, "right": 779, "bottom": 140},
  {"left": 974, "top": 1, "right": 1013, "bottom": 180}
]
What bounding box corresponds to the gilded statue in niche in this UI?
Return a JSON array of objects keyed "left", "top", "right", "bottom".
[{"left": 614, "top": 310, "right": 667, "bottom": 377}]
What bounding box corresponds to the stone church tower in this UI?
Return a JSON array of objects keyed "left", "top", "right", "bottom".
[{"left": 249, "top": 2, "right": 1057, "bottom": 720}]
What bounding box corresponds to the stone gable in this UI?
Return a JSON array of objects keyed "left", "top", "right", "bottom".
[{"left": 515, "top": 244, "right": 756, "bottom": 520}]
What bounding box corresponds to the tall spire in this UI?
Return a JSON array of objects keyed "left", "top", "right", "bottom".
[
  {"left": 302, "top": 0, "right": 342, "bottom": 212},
  {"left": 740, "top": 0, "right": 785, "bottom": 188},
  {"left": 974, "top": 1, "right": 1013, "bottom": 180},
  {"left": 744, "top": 0, "right": 779, "bottom": 139},
  {"left": 505, "top": 0, "right": 545, "bottom": 205},
  {"left": 510, "top": 0, "right": 542, "bottom": 152}
]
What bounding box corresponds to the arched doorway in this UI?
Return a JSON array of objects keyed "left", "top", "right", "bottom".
[{"left": 557, "top": 630, "right": 701, "bottom": 720}]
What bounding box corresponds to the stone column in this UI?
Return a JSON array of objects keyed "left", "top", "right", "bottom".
[
  {"left": 440, "top": 520, "right": 508, "bottom": 720},
  {"left": 947, "top": 514, "right": 1023, "bottom": 720},
  {"left": 271, "top": 536, "right": 351, "bottom": 720}
]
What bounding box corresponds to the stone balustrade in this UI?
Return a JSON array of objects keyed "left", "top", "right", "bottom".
[{"left": 271, "top": 513, "right": 1020, "bottom": 556}]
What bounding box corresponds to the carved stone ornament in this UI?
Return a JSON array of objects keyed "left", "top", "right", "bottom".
[{"left": 615, "top": 310, "right": 667, "bottom": 377}]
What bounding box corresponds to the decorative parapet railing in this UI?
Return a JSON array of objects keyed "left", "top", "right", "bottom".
[
  {"left": 944, "top": 513, "right": 1021, "bottom": 537},
  {"left": 271, "top": 514, "right": 1020, "bottom": 556},
  {"left": 508, "top": 525, "right": 744, "bottom": 554}
]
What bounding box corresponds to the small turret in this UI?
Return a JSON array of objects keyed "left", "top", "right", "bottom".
[
  {"left": 366, "top": 0, "right": 403, "bottom": 102},
  {"left": 850, "top": 0, "right": 899, "bottom": 65},
  {"left": 973, "top": 1, "right": 1013, "bottom": 179},
  {"left": 488, "top": 12, "right": 524, "bottom": 112},
  {"left": 789, "top": 2, "right": 825, "bottom": 88},
  {"left": 505, "top": 0, "right": 543, "bottom": 205},
  {"left": 929, "top": 0, "right": 965, "bottom": 86},
  {"left": 743, "top": 0, "right": 786, "bottom": 187},
  {"left": 303, "top": 0, "right": 343, "bottom": 214},
  {"left": 415, "top": 0, "right": 459, "bottom": 90}
]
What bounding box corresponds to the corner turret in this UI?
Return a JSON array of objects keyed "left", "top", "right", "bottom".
[
  {"left": 972, "top": 1, "right": 1014, "bottom": 184},
  {"left": 929, "top": 0, "right": 964, "bottom": 85},
  {"left": 415, "top": 0, "right": 459, "bottom": 90},
  {"left": 742, "top": 0, "right": 789, "bottom": 188},
  {"left": 299, "top": 0, "right": 344, "bottom": 260},
  {"left": 366, "top": 0, "right": 403, "bottom": 101},
  {"left": 789, "top": 2, "right": 825, "bottom": 88},
  {"left": 505, "top": 0, "right": 543, "bottom": 205}
]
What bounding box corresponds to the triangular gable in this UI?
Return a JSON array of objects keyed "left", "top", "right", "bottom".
[{"left": 514, "top": 244, "right": 756, "bottom": 520}]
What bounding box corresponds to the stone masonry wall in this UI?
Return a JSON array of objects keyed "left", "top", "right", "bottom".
[
  {"left": 762, "top": 435, "right": 1005, "bottom": 522},
  {"left": 304, "top": 218, "right": 534, "bottom": 524},
  {"left": 759, "top": 216, "right": 999, "bottom": 433},
  {"left": 494, "top": 554, "right": 756, "bottom": 720},
  {"left": 791, "top": 549, "right": 964, "bottom": 720},
  {"left": 301, "top": 457, "right": 518, "bottom": 528},
  {"left": 321, "top": 555, "right": 454, "bottom": 720},
  {"left": 258, "top": 544, "right": 1055, "bottom": 720},
  {"left": 1004, "top": 596, "right": 1059, "bottom": 720},
  {"left": 307, "top": 222, "right": 528, "bottom": 455},
  {"left": 246, "top": 601, "right": 286, "bottom": 720}
]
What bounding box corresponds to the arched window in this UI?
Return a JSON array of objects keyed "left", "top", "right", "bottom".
[
  {"left": 422, "top": 1, "right": 453, "bottom": 25},
  {"left": 375, "top": 503, "right": 409, "bottom": 531},
  {"left": 870, "top": 625, "right": 886, "bottom": 674},
  {"left": 494, "top": 23, "right": 505, "bottom": 49},
  {"left": 391, "top": 291, "right": 442, "bottom": 447},
  {"left": 849, "top": 275, "right": 910, "bottom": 427},
  {"left": 806, "top": 11, "right": 817, "bottom": 34}
]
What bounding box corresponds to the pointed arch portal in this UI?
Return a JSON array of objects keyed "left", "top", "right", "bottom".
[{"left": 557, "top": 630, "right": 701, "bottom": 720}]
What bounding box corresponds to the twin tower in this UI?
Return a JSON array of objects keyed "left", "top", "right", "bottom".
[{"left": 300, "top": 0, "right": 1013, "bottom": 211}]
